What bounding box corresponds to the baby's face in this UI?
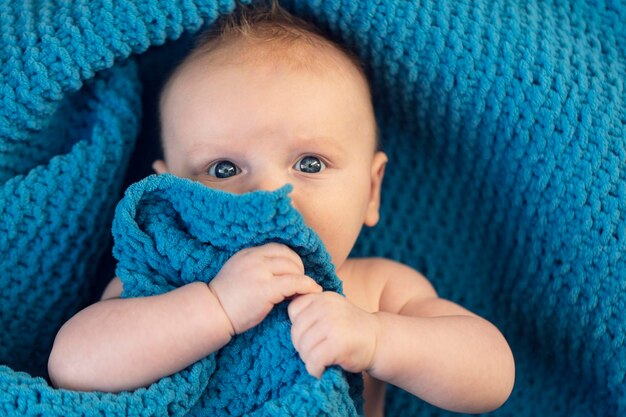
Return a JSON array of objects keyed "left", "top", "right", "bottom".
[{"left": 156, "top": 44, "right": 387, "bottom": 270}]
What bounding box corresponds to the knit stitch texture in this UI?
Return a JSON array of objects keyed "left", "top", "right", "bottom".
[{"left": 0, "top": 0, "right": 624, "bottom": 416}]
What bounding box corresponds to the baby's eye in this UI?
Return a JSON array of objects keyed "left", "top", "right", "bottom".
[
  {"left": 294, "top": 155, "right": 326, "bottom": 173},
  {"left": 207, "top": 160, "right": 240, "bottom": 179}
]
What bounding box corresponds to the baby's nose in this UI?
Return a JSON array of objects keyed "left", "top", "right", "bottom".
[{"left": 251, "top": 175, "right": 288, "bottom": 193}]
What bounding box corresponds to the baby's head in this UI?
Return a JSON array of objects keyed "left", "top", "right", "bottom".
[{"left": 153, "top": 0, "right": 387, "bottom": 270}]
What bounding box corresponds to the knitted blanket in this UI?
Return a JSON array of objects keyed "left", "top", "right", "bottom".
[{"left": 0, "top": 0, "right": 624, "bottom": 416}]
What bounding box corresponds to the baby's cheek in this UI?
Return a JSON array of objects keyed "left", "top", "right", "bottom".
[
  {"left": 294, "top": 188, "right": 366, "bottom": 267},
  {"left": 318, "top": 219, "right": 360, "bottom": 269}
]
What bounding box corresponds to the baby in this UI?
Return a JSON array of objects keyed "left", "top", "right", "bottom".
[{"left": 48, "top": 2, "right": 514, "bottom": 416}]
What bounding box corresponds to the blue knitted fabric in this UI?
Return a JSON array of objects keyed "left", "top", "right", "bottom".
[
  {"left": 0, "top": 0, "right": 624, "bottom": 416},
  {"left": 112, "top": 174, "right": 362, "bottom": 416}
]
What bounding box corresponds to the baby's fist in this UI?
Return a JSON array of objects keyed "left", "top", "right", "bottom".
[
  {"left": 288, "top": 292, "right": 380, "bottom": 378},
  {"left": 209, "top": 243, "right": 322, "bottom": 335}
]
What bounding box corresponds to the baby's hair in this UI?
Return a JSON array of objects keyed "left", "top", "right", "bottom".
[
  {"left": 189, "top": 0, "right": 366, "bottom": 76},
  {"left": 158, "top": 0, "right": 380, "bottom": 153}
]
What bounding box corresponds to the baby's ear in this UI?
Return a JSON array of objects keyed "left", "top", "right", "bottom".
[
  {"left": 152, "top": 160, "right": 169, "bottom": 174},
  {"left": 364, "top": 151, "right": 388, "bottom": 227}
]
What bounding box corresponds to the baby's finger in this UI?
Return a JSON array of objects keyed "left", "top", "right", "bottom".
[
  {"left": 271, "top": 274, "right": 322, "bottom": 303},
  {"left": 287, "top": 291, "right": 317, "bottom": 321},
  {"left": 305, "top": 361, "right": 325, "bottom": 380},
  {"left": 259, "top": 243, "right": 305, "bottom": 274},
  {"left": 289, "top": 298, "right": 324, "bottom": 340},
  {"left": 266, "top": 256, "right": 306, "bottom": 276},
  {"left": 302, "top": 340, "right": 333, "bottom": 379},
  {"left": 293, "top": 322, "right": 326, "bottom": 358}
]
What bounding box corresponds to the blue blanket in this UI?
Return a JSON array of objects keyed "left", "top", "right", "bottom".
[{"left": 0, "top": 0, "right": 624, "bottom": 416}]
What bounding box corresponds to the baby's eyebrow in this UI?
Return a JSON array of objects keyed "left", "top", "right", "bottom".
[
  {"left": 184, "top": 135, "right": 346, "bottom": 169},
  {"left": 292, "top": 135, "right": 345, "bottom": 152},
  {"left": 184, "top": 145, "right": 227, "bottom": 172}
]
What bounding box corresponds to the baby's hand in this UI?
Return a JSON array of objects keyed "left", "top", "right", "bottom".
[
  {"left": 209, "top": 243, "right": 322, "bottom": 335},
  {"left": 288, "top": 292, "right": 379, "bottom": 379}
]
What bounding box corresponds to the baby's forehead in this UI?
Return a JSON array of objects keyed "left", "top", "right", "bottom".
[
  {"left": 200, "top": 35, "right": 358, "bottom": 74},
  {"left": 158, "top": 35, "right": 378, "bottom": 153},
  {"left": 161, "top": 34, "right": 371, "bottom": 110}
]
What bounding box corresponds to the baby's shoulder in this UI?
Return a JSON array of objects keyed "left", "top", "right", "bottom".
[
  {"left": 340, "top": 257, "right": 436, "bottom": 314},
  {"left": 101, "top": 276, "right": 123, "bottom": 300},
  {"left": 342, "top": 257, "right": 429, "bottom": 285}
]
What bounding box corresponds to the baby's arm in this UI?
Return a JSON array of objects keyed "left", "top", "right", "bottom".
[
  {"left": 288, "top": 258, "right": 514, "bottom": 414},
  {"left": 48, "top": 279, "right": 232, "bottom": 392},
  {"left": 368, "top": 264, "right": 515, "bottom": 413},
  {"left": 48, "top": 243, "right": 321, "bottom": 392}
]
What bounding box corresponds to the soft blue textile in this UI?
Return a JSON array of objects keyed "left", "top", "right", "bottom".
[{"left": 0, "top": 0, "right": 624, "bottom": 416}]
